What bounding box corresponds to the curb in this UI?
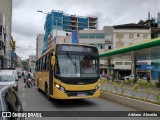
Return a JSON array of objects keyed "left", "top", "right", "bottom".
[{"left": 100, "top": 91, "right": 160, "bottom": 111}]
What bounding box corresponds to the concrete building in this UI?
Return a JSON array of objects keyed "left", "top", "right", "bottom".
[
  {"left": 0, "top": 0, "right": 13, "bottom": 69},
  {"left": 47, "top": 30, "right": 70, "bottom": 49},
  {"left": 112, "top": 23, "right": 151, "bottom": 78},
  {"left": 36, "top": 34, "right": 44, "bottom": 58},
  {"left": 43, "top": 10, "right": 98, "bottom": 53},
  {"left": 138, "top": 12, "right": 160, "bottom": 80},
  {"left": 45, "top": 10, "right": 98, "bottom": 32}
]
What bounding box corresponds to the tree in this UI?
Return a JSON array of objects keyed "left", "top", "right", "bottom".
[{"left": 21, "top": 60, "right": 29, "bottom": 70}]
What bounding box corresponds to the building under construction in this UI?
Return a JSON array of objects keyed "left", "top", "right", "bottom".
[{"left": 43, "top": 10, "right": 98, "bottom": 53}]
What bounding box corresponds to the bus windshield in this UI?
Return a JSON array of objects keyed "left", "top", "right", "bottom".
[{"left": 55, "top": 54, "right": 99, "bottom": 78}]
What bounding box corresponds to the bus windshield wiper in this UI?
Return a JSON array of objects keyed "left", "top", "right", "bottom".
[{"left": 66, "top": 52, "right": 78, "bottom": 74}]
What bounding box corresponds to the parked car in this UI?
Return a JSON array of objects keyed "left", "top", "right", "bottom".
[
  {"left": 0, "top": 85, "right": 25, "bottom": 120},
  {"left": 124, "top": 75, "right": 134, "bottom": 80},
  {"left": 0, "top": 69, "right": 20, "bottom": 81},
  {"left": 0, "top": 70, "right": 19, "bottom": 91}
]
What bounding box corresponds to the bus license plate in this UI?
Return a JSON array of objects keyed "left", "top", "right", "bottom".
[{"left": 77, "top": 93, "right": 85, "bottom": 96}]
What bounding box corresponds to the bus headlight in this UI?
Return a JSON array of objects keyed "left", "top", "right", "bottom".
[
  {"left": 55, "top": 83, "right": 65, "bottom": 92},
  {"left": 95, "top": 83, "right": 100, "bottom": 91}
]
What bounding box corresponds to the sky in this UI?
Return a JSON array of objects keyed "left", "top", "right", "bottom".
[{"left": 12, "top": 0, "right": 160, "bottom": 60}]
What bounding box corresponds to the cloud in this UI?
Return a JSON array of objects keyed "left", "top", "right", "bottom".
[
  {"left": 12, "top": 0, "right": 160, "bottom": 59},
  {"left": 12, "top": 0, "right": 25, "bottom": 8}
]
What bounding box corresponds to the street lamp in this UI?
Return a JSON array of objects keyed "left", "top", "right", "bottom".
[
  {"left": 37, "top": 10, "right": 47, "bottom": 15},
  {"left": 37, "top": 10, "right": 62, "bottom": 44}
]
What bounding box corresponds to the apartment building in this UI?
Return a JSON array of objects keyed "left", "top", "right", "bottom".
[
  {"left": 0, "top": 0, "right": 13, "bottom": 69},
  {"left": 43, "top": 10, "right": 98, "bottom": 53},
  {"left": 36, "top": 34, "right": 44, "bottom": 58},
  {"left": 112, "top": 23, "right": 151, "bottom": 77}
]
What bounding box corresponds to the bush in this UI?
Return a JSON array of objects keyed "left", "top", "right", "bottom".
[
  {"left": 108, "top": 80, "right": 113, "bottom": 92},
  {"left": 145, "top": 82, "right": 156, "bottom": 100},
  {"left": 137, "top": 79, "right": 145, "bottom": 98},
  {"left": 125, "top": 78, "right": 134, "bottom": 96},
  {"left": 155, "top": 93, "right": 160, "bottom": 103},
  {"left": 113, "top": 82, "right": 118, "bottom": 93},
  {"left": 120, "top": 81, "right": 125, "bottom": 95},
  {"left": 132, "top": 83, "right": 138, "bottom": 97}
]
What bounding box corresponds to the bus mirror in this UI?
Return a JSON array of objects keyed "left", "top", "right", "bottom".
[
  {"left": 51, "top": 52, "right": 55, "bottom": 56},
  {"left": 51, "top": 56, "right": 55, "bottom": 65}
]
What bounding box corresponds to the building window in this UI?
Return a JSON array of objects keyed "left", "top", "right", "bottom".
[
  {"left": 108, "top": 46, "right": 111, "bottom": 49},
  {"left": 115, "top": 62, "right": 123, "bottom": 65},
  {"left": 143, "top": 34, "right": 148, "bottom": 39},
  {"left": 116, "top": 33, "right": 124, "bottom": 39},
  {"left": 137, "top": 34, "right": 140, "bottom": 37},
  {"left": 105, "top": 34, "right": 112, "bottom": 41},
  {"left": 129, "top": 34, "right": 134, "bottom": 39},
  {"left": 124, "top": 62, "right": 131, "bottom": 65},
  {"left": 89, "top": 34, "right": 95, "bottom": 39},
  {"left": 84, "top": 33, "right": 88, "bottom": 39},
  {"left": 79, "top": 33, "right": 85, "bottom": 39},
  {"left": 95, "top": 33, "right": 104, "bottom": 39}
]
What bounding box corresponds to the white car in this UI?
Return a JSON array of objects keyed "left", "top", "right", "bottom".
[
  {"left": 0, "top": 70, "right": 19, "bottom": 91},
  {"left": 124, "top": 75, "right": 134, "bottom": 80}
]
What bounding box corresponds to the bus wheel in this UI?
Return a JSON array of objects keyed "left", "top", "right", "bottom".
[
  {"left": 37, "top": 87, "right": 41, "bottom": 92},
  {"left": 45, "top": 83, "right": 52, "bottom": 101},
  {"left": 37, "top": 80, "right": 41, "bottom": 92}
]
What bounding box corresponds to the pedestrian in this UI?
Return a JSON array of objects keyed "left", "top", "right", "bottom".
[{"left": 147, "top": 74, "right": 150, "bottom": 83}]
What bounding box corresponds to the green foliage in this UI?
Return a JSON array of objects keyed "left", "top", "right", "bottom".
[
  {"left": 137, "top": 79, "right": 145, "bottom": 98},
  {"left": 120, "top": 81, "right": 125, "bottom": 94},
  {"left": 21, "top": 60, "right": 29, "bottom": 70},
  {"left": 100, "top": 78, "right": 106, "bottom": 84},
  {"left": 113, "top": 82, "right": 118, "bottom": 93},
  {"left": 137, "top": 79, "right": 157, "bottom": 100},
  {"left": 125, "top": 79, "right": 134, "bottom": 96},
  {"left": 108, "top": 80, "right": 113, "bottom": 92},
  {"left": 132, "top": 83, "right": 138, "bottom": 97},
  {"left": 145, "top": 82, "right": 156, "bottom": 101},
  {"left": 155, "top": 93, "right": 160, "bottom": 103}
]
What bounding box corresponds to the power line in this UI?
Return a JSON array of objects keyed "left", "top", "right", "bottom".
[{"left": 112, "top": 0, "right": 159, "bottom": 25}]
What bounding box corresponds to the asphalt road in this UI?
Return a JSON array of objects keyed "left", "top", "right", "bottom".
[{"left": 16, "top": 78, "right": 159, "bottom": 120}]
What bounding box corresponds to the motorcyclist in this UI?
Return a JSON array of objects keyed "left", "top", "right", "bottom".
[{"left": 24, "top": 73, "right": 32, "bottom": 87}]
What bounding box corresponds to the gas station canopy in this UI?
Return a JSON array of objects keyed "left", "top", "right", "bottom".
[{"left": 100, "top": 37, "right": 160, "bottom": 61}]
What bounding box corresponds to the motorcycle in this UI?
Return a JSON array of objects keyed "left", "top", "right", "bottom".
[{"left": 26, "top": 78, "right": 32, "bottom": 88}]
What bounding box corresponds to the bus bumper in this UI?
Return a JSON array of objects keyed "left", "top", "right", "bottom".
[{"left": 52, "top": 87, "right": 100, "bottom": 99}]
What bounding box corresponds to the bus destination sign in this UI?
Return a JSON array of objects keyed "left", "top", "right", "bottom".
[{"left": 61, "top": 46, "right": 92, "bottom": 52}]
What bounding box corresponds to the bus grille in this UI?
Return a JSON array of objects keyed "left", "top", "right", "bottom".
[{"left": 65, "top": 90, "right": 95, "bottom": 97}]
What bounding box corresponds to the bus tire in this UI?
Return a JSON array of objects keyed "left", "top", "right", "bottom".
[
  {"left": 37, "top": 87, "right": 41, "bottom": 92},
  {"left": 45, "top": 83, "right": 52, "bottom": 101}
]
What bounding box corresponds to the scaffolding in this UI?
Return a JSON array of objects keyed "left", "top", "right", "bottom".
[{"left": 42, "top": 10, "right": 97, "bottom": 53}]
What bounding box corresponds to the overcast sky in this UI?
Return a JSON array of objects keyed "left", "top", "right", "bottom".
[{"left": 12, "top": 0, "right": 160, "bottom": 60}]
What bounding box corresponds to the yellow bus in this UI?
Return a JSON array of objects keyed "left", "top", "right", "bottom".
[{"left": 35, "top": 44, "right": 100, "bottom": 99}]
